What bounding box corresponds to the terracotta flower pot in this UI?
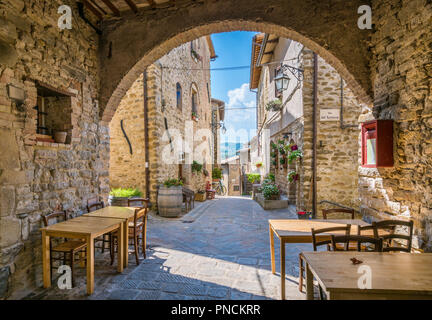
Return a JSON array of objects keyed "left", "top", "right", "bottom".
[{"left": 53, "top": 131, "right": 67, "bottom": 144}]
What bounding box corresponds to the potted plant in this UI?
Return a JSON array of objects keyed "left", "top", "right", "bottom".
[
  {"left": 287, "top": 145, "right": 303, "bottom": 163},
  {"left": 246, "top": 173, "right": 261, "bottom": 184},
  {"left": 158, "top": 178, "right": 183, "bottom": 217},
  {"left": 212, "top": 167, "right": 222, "bottom": 181},
  {"left": 192, "top": 112, "right": 199, "bottom": 121},
  {"left": 109, "top": 188, "right": 143, "bottom": 207},
  {"left": 265, "top": 99, "right": 283, "bottom": 112},
  {"left": 195, "top": 190, "right": 206, "bottom": 202},
  {"left": 287, "top": 170, "right": 299, "bottom": 183},
  {"left": 262, "top": 183, "right": 280, "bottom": 200},
  {"left": 255, "top": 161, "right": 263, "bottom": 168},
  {"left": 192, "top": 160, "right": 203, "bottom": 174}
]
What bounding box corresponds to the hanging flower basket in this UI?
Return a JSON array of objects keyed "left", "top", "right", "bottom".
[{"left": 265, "top": 99, "right": 283, "bottom": 112}]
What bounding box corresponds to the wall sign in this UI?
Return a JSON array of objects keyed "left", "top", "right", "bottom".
[{"left": 320, "top": 109, "right": 340, "bottom": 121}]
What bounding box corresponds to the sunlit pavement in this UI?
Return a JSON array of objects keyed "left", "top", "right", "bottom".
[{"left": 25, "top": 196, "right": 311, "bottom": 300}]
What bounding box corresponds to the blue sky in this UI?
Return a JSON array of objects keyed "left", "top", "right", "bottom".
[{"left": 210, "top": 31, "right": 258, "bottom": 145}]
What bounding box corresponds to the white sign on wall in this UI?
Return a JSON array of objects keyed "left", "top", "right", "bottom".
[{"left": 320, "top": 109, "right": 340, "bottom": 121}]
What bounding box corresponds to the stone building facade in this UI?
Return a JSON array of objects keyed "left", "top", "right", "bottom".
[
  {"left": 0, "top": 1, "right": 107, "bottom": 298},
  {"left": 109, "top": 36, "right": 217, "bottom": 205},
  {"left": 251, "top": 35, "right": 363, "bottom": 215}
]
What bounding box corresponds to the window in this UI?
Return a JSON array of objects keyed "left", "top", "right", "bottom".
[
  {"left": 191, "top": 84, "right": 199, "bottom": 119},
  {"left": 176, "top": 83, "right": 182, "bottom": 109},
  {"left": 35, "top": 82, "right": 73, "bottom": 144}
]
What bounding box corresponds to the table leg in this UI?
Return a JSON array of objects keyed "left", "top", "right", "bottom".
[
  {"left": 86, "top": 236, "right": 95, "bottom": 295},
  {"left": 123, "top": 221, "right": 128, "bottom": 268},
  {"left": 306, "top": 262, "right": 314, "bottom": 300},
  {"left": 42, "top": 231, "right": 51, "bottom": 288},
  {"left": 280, "top": 239, "right": 285, "bottom": 300},
  {"left": 118, "top": 224, "right": 124, "bottom": 273},
  {"left": 269, "top": 225, "right": 275, "bottom": 274}
]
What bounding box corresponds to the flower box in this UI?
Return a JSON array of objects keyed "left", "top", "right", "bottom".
[{"left": 297, "top": 211, "right": 312, "bottom": 220}]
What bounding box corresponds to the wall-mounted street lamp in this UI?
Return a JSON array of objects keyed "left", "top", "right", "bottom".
[
  {"left": 212, "top": 121, "right": 227, "bottom": 135},
  {"left": 274, "top": 64, "right": 304, "bottom": 94}
]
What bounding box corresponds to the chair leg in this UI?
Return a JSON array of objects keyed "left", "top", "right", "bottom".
[
  {"left": 142, "top": 218, "right": 147, "bottom": 259},
  {"left": 298, "top": 254, "right": 304, "bottom": 292},
  {"left": 133, "top": 233, "right": 139, "bottom": 265},
  {"left": 70, "top": 250, "right": 75, "bottom": 288},
  {"left": 110, "top": 236, "right": 115, "bottom": 266},
  {"left": 50, "top": 253, "right": 53, "bottom": 284}
]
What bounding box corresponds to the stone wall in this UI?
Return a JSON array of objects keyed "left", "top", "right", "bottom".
[
  {"left": 109, "top": 76, "right": 146, "bottom": 193},
  {"left": 109, "top": 37, "right": 214, "bottom": 206},
  {"left": 361, "top": 0, "right": 432, "bottom": 250},
  {"left": 301, "top": 50, "right": 363, "bottom": 215},
  {"left": 0, "top": 1, "right": 106, "bottom": 298},
  {"left": 266, "top": 48, "right": 363, "bottom": 214}
]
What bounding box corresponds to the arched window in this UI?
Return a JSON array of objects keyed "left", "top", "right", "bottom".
[
  {"left": 191, "top": 83, "right": 199, "bottom": 117},
  {"left": 176, "top": 83, "right": 182, "bottom": 109}
]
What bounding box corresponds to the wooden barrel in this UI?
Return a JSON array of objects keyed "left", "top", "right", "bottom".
[{"left": 157, "top": 186, "right": 183, "bottom": 217}]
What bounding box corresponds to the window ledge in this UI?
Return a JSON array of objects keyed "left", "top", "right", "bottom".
[{"left": 35, "top": 140, "right": 71, "bottom": 149}]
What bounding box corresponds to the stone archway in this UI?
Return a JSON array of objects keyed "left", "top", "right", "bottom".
[{"left": 99, "top": 0, "right": 372, "bottom": 122}]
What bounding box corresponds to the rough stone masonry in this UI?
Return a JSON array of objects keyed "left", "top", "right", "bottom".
[{"left": 0, "top": 0, "right": 431, "bottom": 300}]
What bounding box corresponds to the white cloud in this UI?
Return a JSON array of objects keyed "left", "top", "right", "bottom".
[{"left": 225, "top": 83, "right": 256, "bottom": 122}]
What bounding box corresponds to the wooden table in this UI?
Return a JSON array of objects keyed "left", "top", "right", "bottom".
[
  {"left": 41, "top": 216, "right": 124, "bottom": 295},
  {"left": 302, "top": 251, "right": 432, "bottom": 300},
  {"left": 83, "top": 206, "right": 138, "bottom": 268},
  {"left": 268, "top": 219, "right": 369, "bottom": 300}
]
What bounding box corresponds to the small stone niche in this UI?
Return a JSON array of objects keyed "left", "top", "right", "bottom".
[{"left": 35, "top": 83, "right": 73, "bottom": 144}]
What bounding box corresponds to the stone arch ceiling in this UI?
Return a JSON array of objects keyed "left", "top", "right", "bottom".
[{"left": 99, "top": 0, "right": 372, "bottom": 122}]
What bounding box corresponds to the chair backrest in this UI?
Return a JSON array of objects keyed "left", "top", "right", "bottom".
[
  {"left": 131, "top": 207, "right": 148, "bottom": 235},
  {"left": 373, "top": 219, "right": 414, "bottom": 252},
  {"left": 322, "top": 208, "right": 355, "bottom": 220},
  {"left": 182, "top": 187, "right": 194, "bottom": 197},
  {"left": 311, "top": 225, "right": 351, "bottom": 251},
  {"left": 331, "top": 235, "right": 383, "bottom": 252},
  {"left": 87, "top": 196, "right": 99, "bottom": 206},
  {"left": 128, "top": 198, "right": 150, "bottom": 208},
  {"left": 42, "top": 210, "right": 68, "bottom": 227},
  {"left": 87, "top": 201, "right": 104, "bottom": 213}
]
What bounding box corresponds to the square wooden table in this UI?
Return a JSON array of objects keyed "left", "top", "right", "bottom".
[
  {"left": 302, "top": 251, "right": 432, "bottom": 300},
  {"left": 268, "top": 219, "right": 369, "bottom": 300},
  {"left": 41, "top": 216, "right": 124, "bottom": 295},
  {"left": 83, "top": 206, "right": 138, "bottom": 268}
]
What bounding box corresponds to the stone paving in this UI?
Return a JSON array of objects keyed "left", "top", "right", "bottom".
[{"left": 24, "top": 196, "right": 312, "bottom": 300}]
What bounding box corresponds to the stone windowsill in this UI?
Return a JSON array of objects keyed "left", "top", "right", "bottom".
[{"left": 35, "top": 140, "right": 72, "bottom": 149}]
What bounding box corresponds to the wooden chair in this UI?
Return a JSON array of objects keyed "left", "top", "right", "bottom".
[
  {"left": 128, "top": 198, "right": 150, "bottom": 258},
  {"left": 111, "top": 207, "right": 149, "bottom": 265},
  {"left": 322, "top": 208, "right": 355, "bottom": 220},
  {"left": 182, "top": 187, "right": 195, "bottom": 212},
  {"left": 299, "top": 225, "right": 351, "bottom": 296},
  {"left": 331, "top": 235, "right": 383, "bottom": 252},
  {"left": 86, "top": 201, "right": 111, "bottom": 254},
  {"left": 42, "top": 209, "right": 87, "bottom": 287},
  {"left": 373, "top": 219, "right": 414, "bottom": 252}
]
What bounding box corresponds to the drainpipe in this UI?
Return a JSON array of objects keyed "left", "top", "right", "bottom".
[
  {"left": 312, "top": 53, "right": 318, "bottom": 218},
  {"left": 143, "top": 69, "right": 150, "bottom": 200}
]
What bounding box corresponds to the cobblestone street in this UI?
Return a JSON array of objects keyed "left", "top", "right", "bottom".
[{"left": 25, "top": 196, "right": 310, "bottom": 300}]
